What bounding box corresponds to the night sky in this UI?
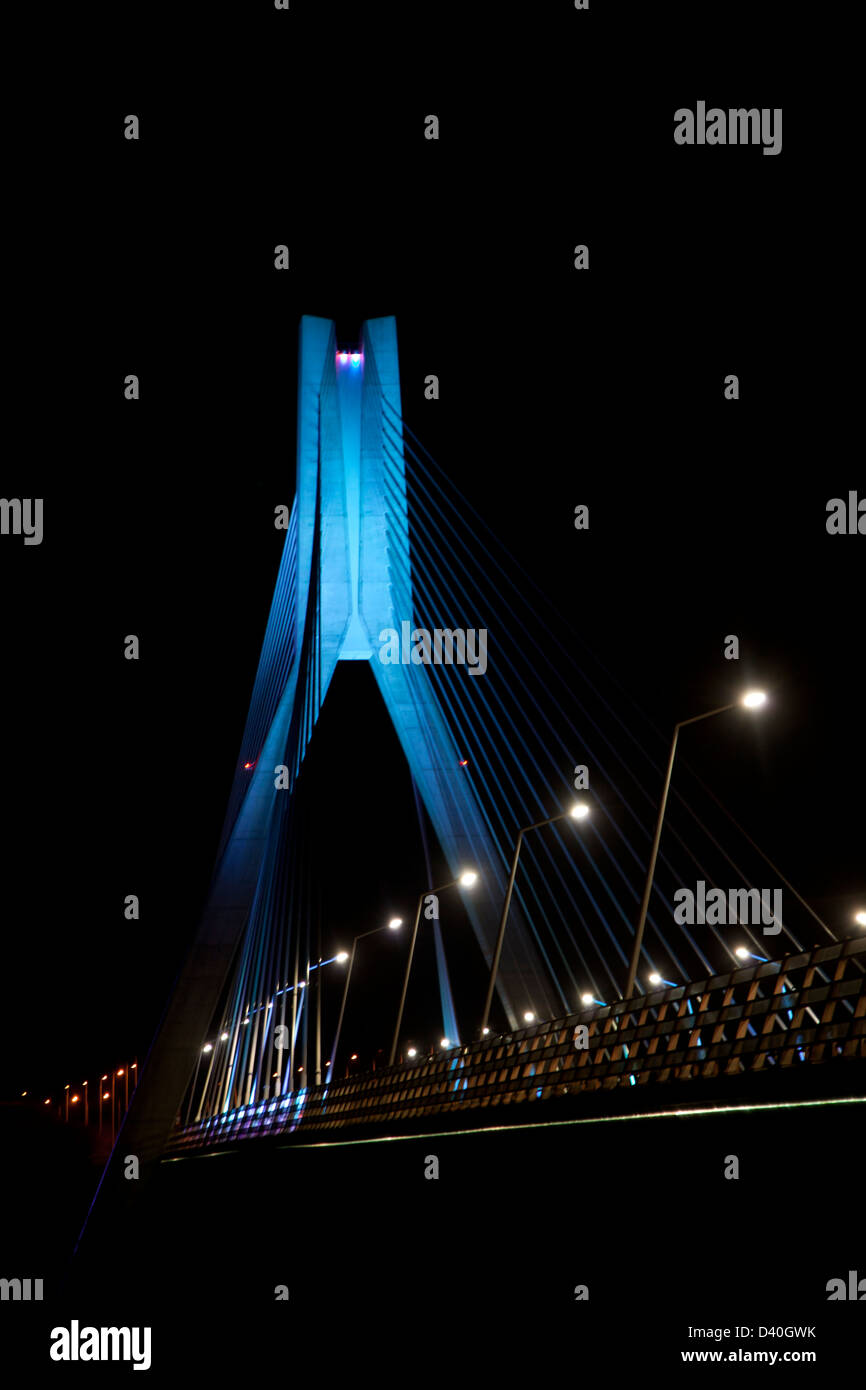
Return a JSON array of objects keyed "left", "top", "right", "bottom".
[{"left": 2, "top": 5, "right": 862, "bottom": 1111}]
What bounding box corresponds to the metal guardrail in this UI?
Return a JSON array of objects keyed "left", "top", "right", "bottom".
[{"left": 166, "top": 938, "right": 866, "bottom": 1154}]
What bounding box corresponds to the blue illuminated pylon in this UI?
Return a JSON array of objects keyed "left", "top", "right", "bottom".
[{"left": 121, "top": 316, "right": 560, "bottom": 1163}]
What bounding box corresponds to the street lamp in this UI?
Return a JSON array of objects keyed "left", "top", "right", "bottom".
[
  {"left": 327, "top": 917, "right": 404, "bottom": 1084},
  {"left": 480, "top": 804, "right": 590, "bottom": 1037},
  {"left": 280, "top": 953, "right": 350, "bottom": 1089},
  {"left": 625, "top": 691, "right": 767, "bottom": 999},
  {"left": 389, "top": 873, "right": 478, "bottom": 1066},
  {"left": 855, "top": 911, "right": 866, "bottom": 928}
]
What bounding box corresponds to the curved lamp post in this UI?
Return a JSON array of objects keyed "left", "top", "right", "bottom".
[
  {"left": 479, "top": 804, "right": 591, "bottom": 1037},
  {"left": 326, "top": 920, "right": 403, "bottom": 1084},
  {"left": 388, "top": 872, "right": 477, "bottom": 1066},
  {"left": 624, "top": 690, "right": 767, "bottom": 1000}
]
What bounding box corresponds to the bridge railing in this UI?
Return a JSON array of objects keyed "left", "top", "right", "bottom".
[{"left": 165, "top": 937, "right": 865, "bottom": 1154}]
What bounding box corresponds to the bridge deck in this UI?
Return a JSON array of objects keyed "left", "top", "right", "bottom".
[{"left": 165, "top": 938, "right": 866, "bottom": 1155}]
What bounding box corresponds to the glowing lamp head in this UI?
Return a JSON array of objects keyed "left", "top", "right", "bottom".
[
  {"left": 742, "top": 690, "right": 767, "bottom": 709},
  {"left": 388, "top": 918, "right": 402, "bottom": 930},
  {"left": 580, "top": 992, "right": 593, "bottom": 1005},
  {"left": 648, "top": 972, "right": 662, "bottom": 986},
  {"left": 336, "top": 951, "right": 349, "bottom": 963},
  {"left": 735, "top": 947, "right": 750, "bottom": 960},
  {"left": 407, "top": 1047, "right": 417, "bottom": 1058},
  {"left": 570, "top": 803, "right": 590, "bottom": 819},
  {"left": 459, "top": 759, "right": 469, "bottom": 767},
  {"left": 102, "top": 1092, "right": 110, "bottom": 1100},
  {"left": 855, "top": 911, "right": 866, "bottom": 927},
  {"left": 350, "top": 1053, "right": 358, "bottom": 1061},
  {"left": 339, "top": 352, "right": 348, "bottom": 363},
  {"left": 523, "top": 1011, "right": 535, "bottom": 1023},
  {"left": 202, "top": 1044, "right": 213, "bottom": 1054},
  {"left": 220, "top": 1031, "right": 229, "bottom": 1041},
  {"left": 71, "top": 1095, "right": 79, "bottom": 1104},
  {"left": 482, "top": 1026, "right": 490, "bottom": 1036},
  {"left": 440, "top": 1038, "right": 450, "bottom": 1049},
  {"left": 350, "top": 352, "right": 361, "bottom": 366},
  {"left": 459, "top": 870, "right": 478, "bottom": 887}
]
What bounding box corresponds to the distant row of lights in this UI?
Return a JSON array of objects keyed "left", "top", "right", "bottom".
[{"left": 23, "top": 1064, "right": 137, "bottom": 1106}]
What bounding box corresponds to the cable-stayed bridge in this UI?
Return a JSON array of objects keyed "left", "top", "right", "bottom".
[{"left": 101, "top": 316, "right": 865, "bottom": 1180}]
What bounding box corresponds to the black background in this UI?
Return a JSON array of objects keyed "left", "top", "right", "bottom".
[{"left": 1, "top": 0, "right": 862, "bottom": 1378}]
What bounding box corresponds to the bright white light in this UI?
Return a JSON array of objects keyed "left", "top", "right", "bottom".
[
  {"left": 336, "top": 951, "right": 349, "bottom": 963},
  {"left": 735, "top": 947, "right": 750, "bottom": 959},
  {"left": 648, "top": 972, "right": 662, "bottom": 986},
  {"left": 459, "top": 870, "right": 478, "bottom": 887},
  {"left": 220, "top": 1031, "right": 229, "bottom": 1041},
  {"left": 482, "top": 1027, "right": 490, "bottom": 1035},
  {"left": 407, "top": 1047, "right": 417, "bottom": 1058},
  {"left": 388, "top": 918, "right": 402, "bottom": 930},
  {"left": 855, "top": 911, "right": 866, "bottom": 927},
  {"left": 523, "top": 1011, "right": 535, "bottom": 1022},
  {"left": 440, "top": 1038, "right": 450, "bottom": 1048},
  {"left": 350, "top": 352, "right": 361, "bottom": 366},
  {"left": 570, "top": 803, "right": 590, "bottom": 819},
  {"left": 742, "top": 690, "right": 767, "bottom": 708},
  {"left": 580, "top": 992, "right": 593, "bottom": 1005},
  {"left": 202, "top": 1043, "right": 213, "bottom": 1054}
]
